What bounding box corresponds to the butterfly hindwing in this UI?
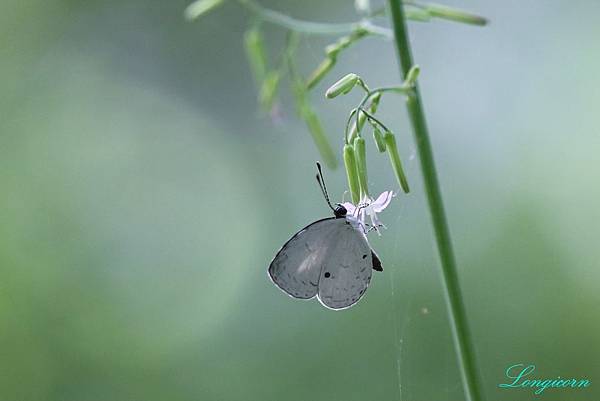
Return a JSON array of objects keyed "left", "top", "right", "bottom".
[
  {"left": 316, "top": 220, "right": 374, "bottom": 310},
  {"left": 268, "top": 218, "right": 339, "bottom": 300}
]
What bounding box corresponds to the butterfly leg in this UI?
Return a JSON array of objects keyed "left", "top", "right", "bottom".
[{"left": 365, "top": 223, "right": 385, "bottom": 234}]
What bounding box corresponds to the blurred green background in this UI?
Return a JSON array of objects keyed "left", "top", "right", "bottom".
[{"left": 1, "top": 0, "right": 599, "bottom": 400}]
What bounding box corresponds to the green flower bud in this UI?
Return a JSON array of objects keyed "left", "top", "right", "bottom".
[
  {"left": 326, "top": 73, "right": 359, "bottom": 99},
  {"left": 384, "top": 131, "right": 410, "bottom": 193},
  {"left": 405, "top": 65, "right": 420, "bottom": 87},
  {"left": 304, "top": 110, "right": 337, "bottom": 169},
  {"left": 306, "top": 56, "right": 336, "bottom": 90},
  {"left": 404, "top": 8, "right": 432, "bottom": 22},
  {"left": 372, "top": 127, "right": 386, "bottom": 153},
  {"left": 354, "top": 0, "right": 371, "bottom": 15},
  {"left": 259, "top": 70, "right": 281, "bottom": 112},
  {"left": 369, "top": 92, "right": 382, "bottom": 114},
  {"left": 427, "top": 3, "right": 488, "bottom": 26},
  {"left": 347, "top": 110, "right": 367, "bottom": 144},
  {"left": 353, "top": 137, "right": 369, "bottom": 197},
  {"left": 343, "top": 144, "right": 361, "bottom": 204},
  {"left": 244, "top": 27, "right": 268, "bottom": 87},
  {"left": 184, "top": 0, "right": 225, "bottom": 20}
]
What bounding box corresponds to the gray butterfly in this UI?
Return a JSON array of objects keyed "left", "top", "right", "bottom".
[{"left": 268, "top": 163, "right": 383, "bottom": 310}]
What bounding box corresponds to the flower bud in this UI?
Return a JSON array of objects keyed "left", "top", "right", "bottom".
[
  {"left": 427, "top": 3, "right": 488, "bottom": 26},
  {"left": 347, "top": 110, "right": 367, "bottom": 144},
  {"left": 405, "top": 65, "right": 420, "bottom": 87},
  {"left": 372, "top": 127, "right": 386, "bottom": 153},
  {"left": 343, "top": 144, "right": 361, "bottom": 204},
  {"left": 354, "top": 0, "right": 371, "bottom": 15},
  {"left": 353, "top": 137, "right": 369, "bottom": 197},
  {"left": 383, "top": 131, "right": 410, "bottom": 193},
  {"left": 184, "top": 0, "right": 225, "bottom": 20},
  {"left": 369, "top": 92, "right": 382, "bottom": 113},
  {"left": 244, "top": 27, "right": 268, "bottom": 86},
  {"left": 405, "top": 8, "right": 431, "bottom": 22},
  {"left": 326, "top": 73, "right": 359, "bottom": 99},
  {"left": 259, "top": 71, "right": 281, "bottom": 112}
]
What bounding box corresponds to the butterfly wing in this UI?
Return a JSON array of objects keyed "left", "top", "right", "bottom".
[
  {"left": 268, "top": 218, "right": 339, "bottom": 300},
  {"left": 316, "top": 220, "right": 374, "bottom": 310}
]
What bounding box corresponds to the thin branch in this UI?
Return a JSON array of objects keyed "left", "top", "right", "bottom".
[
  {"left": 358, "top": 107, "right": 391, "bottom": 133},
  {"left": 352, "top": 86, "right": 412, "bottom": 139},
  {"left": 238, "top": 0, "right": 392, "bottom": 37}
]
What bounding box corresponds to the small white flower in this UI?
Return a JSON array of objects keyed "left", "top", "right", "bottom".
[{"left": 342, "top": 190, "right": 394, "bottom": 235}]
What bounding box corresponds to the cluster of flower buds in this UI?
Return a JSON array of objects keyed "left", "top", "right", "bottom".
[
  {"left": 184, "top": 0, "right": 486, "bottom": 175},
  {"left": 325, "top": 69, "right": 418, "bottom": 204}
]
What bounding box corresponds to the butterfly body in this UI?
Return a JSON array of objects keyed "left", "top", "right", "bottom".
[
  {"left": 268, "top": 162, "right": 388, "bottom": 310},
  {"left": 268, "top": 213, "right": 382, "bottom": 310}
]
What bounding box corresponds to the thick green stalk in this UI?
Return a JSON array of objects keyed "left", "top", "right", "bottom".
[{"left": 387, "top": 1, "right": 485, "bottom": 401}]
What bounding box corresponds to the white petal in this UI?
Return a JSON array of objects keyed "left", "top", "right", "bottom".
[{"left": 372, "top": 191, "right": 394, "bottom": 213}]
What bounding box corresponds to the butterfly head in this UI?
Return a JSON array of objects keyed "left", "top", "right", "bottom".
[{"left": 333, "top": 204, "right": 347, "bottom": 218}]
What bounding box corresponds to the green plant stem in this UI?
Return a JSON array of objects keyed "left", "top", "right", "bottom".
[
  {"left": 238, "top": 0, "right": 392, "bottom": 37},
  {"left": 387, "top": 1, "right": 485, "bottom": 401}
]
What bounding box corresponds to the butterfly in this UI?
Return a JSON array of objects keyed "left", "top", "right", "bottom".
[{"left": 268, "top": 163, "right": 391, "bottom": 310}]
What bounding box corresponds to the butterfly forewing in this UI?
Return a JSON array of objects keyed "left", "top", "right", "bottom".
[
  {"left": 268, "top": 218, "right": 339, "bottom": 300},
  {"left": 316, "top": 221, "right": 373, "bottom": 310}
]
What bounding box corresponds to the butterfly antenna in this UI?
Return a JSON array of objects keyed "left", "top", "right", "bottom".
[{"left": 315, "top": 162, "right": 335, "bottom": 212}]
